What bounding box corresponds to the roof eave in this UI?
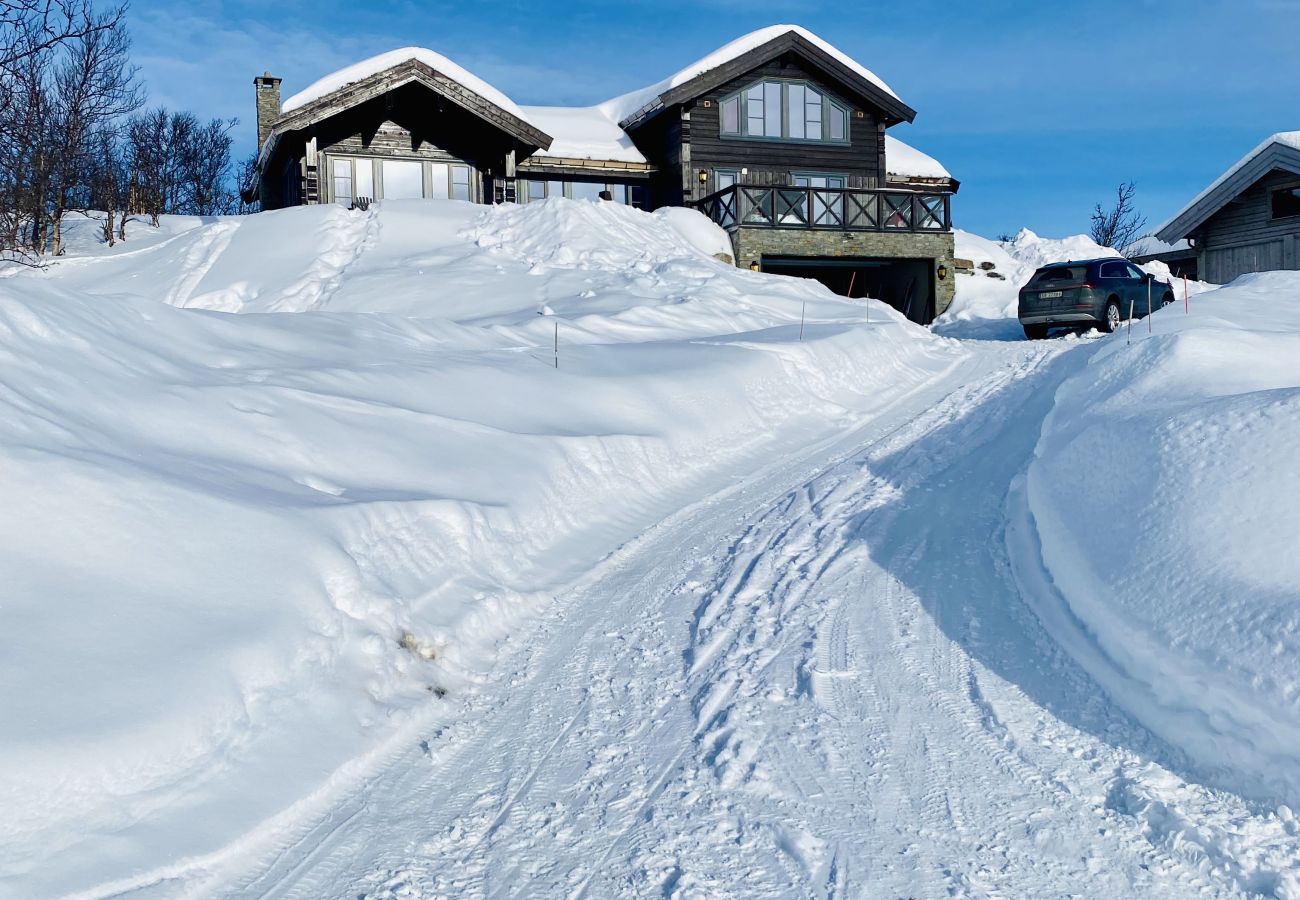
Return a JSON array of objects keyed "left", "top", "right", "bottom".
[
  {"left": 1156, "top": 141, "right": 1300, "bottom": 242},
  {"left": 620, "top": 31, "right": 916, "bottom": 132},
  {"left": 272, "top": 59, "right": 553, "bottom": 152}
]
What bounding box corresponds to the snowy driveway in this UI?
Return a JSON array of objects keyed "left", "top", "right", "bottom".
[{"left": 123, "top": 332, "right": 1280, "bottom": 900}]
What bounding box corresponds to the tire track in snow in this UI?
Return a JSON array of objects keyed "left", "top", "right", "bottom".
[{"left": 151, "top": 338, "right": 1263, "bottom": 899}]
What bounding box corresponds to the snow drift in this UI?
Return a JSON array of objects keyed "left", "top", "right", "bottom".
[
  {"left": 0, "top": 199, "right": 959, "bottom": 897},
  {"left": 1017, "top": 271, "right": 1300, "bottom": 808}
]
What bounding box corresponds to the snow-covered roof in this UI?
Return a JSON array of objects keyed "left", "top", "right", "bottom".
[
  {"left": 885, "top": 134, "right": 949, "bottom": 181},
  {"left": 273, "top": 28, "right": 908, "bottom": 168},
  {"left": 599, "top": 25, "right": 901, "bottom": 125},
  {"left": 518, "top": 105, "right": 648, "bottom": 164},
  {"left": 1127, "top": 234, "right": 1192, "bottom": 258},
  {"left": 280, "top": 47, "right": 537, "bottom": 129},
  {"left": 1156, "top": 131, "right": 1300, "bottom": 240}
]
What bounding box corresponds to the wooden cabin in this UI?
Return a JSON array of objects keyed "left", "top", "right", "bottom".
[
  {"left": 1156, "top": 133, "right": 1300, "bottom": 284},
  {"left": 248, "top": 26, "right": 960, "bottom": 323}
]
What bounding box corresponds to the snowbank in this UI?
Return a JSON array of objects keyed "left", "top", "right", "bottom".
[
  {"left": 0, "top": 199, "right": 957, "bottom": 896},
  {"left": 1019, "top": 271, "right": 1300, "bottom": 807}
]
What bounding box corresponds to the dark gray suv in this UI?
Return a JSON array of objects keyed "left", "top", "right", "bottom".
[{"left": 1018, "top": 258, "right": 1175, "bottom": 339}]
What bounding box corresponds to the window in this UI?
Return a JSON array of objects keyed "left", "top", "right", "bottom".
[
  {"left": 355, "top": 159, "right": 373, "bottom": 202},
  {"left": 721, "top": 95, "right": 740, "bottom": 134},
  {"left": 332, "top": 158, "right": 352, "bottom": 207},
  {"left": 526, "top": 180, "right": 547, "bottom": 202},
  {"left": 720, "top": 79, "right": 850, "bottom": 144},
  {"left": 383, "top": 159, "right": 424, "bottom": 200},
  {"left": 794, "top": 173, "right": 846, "bottom": 225},
  {"left": 1272, "top": 186, "right": 1300, "bottom": 219},
  {"left": 429, "top": 163, "right": 449, "bottom": 199},
  {"left": 1099, "top": 261, "right": 1127, "bottom": 279},
  {"left": 1125, "top": 263, "right": 1146, "bottom": 280},
  {"left": 569, "top": 181, "right": 603, "bottom": 202},
  {"left": 451, "top": 164, "right": 472, "bottom": 201}
]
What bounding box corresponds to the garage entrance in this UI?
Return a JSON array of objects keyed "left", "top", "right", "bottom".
[{"left": 761, "top": 256, "right": 937, "bottom": 324}]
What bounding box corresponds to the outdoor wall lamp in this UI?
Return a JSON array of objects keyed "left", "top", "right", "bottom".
[
  {"left": 699, "top": 169, "right": 709, "bottom": 184},
  {"left": 937, "top": 263, "right": 949, "bottom": 280},
  {"left": 749, "top": 260, "right": 761, "bottom": 272}
]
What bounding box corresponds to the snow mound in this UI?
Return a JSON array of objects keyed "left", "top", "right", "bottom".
[
  {"left": 280, "top": 47, "right": 535, "bottom": 127},
  {"left": 0, "top": 199, "right": 954, "bottom": 897},
  {"left": 467, "top": 198, "right": 732, "bottom": 270},
  {"left": 1020, "top": 271, "right": 1300, "bottom": 807},
  {"left": 602, "top": 24, "right": 900, "bottom": 123}
]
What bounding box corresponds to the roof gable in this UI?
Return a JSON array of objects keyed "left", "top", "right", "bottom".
[
  {"left": 613, "top": 28, "right": 915, "bottom": 130},
  {"left": 271, "top": 57, "right": 552, "bottom": 151},
  {"left": 1156, "top": 134, "right": 1300, "bottom": 242}
]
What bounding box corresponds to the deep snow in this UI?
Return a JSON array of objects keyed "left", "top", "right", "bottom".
[
  {"left": 3, "top": 200, "right": 1299, "bottom": 899},
  {"left": 0, "top": 200, "right": 959, "bottom": 897},
  {"left": 1020, "top": 272, "right": 1300, "bottom": 811}
]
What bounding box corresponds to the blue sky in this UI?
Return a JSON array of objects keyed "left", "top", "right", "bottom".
[{"left": 127, "top": 0, "right": 1300, "bottom": 238}]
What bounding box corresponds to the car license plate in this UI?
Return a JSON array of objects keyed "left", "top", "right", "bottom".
[{"left": 1039, "top": 291, "right": 1062, "bottom": 299}]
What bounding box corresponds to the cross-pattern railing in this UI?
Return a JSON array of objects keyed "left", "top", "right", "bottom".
[{"left": 696, "top": 184, "right": 951, "bottom": 233}]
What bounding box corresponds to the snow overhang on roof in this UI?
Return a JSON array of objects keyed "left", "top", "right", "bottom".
[
  {"left": 517, "top": 105, "right": 648, "bottom": 165},
  {"left": 1156, "top": 132, "right": 1300, "bottom": 243},
  {"left": 884, "top": 134, "right": 951, "bottom": 182},
  {"left": 603, "top": 25, "right": 916, "bottom": 131},
  {"left": 270, "top": 48, "right": 552, "bottom": 152}
]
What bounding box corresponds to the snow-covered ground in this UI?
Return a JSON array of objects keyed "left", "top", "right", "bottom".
[
  {"left": 3, "top": 201, "right": 1298, "bottom": 899},
  {"left": 0, "top": 200, "right": 958, "bottom": 897}
]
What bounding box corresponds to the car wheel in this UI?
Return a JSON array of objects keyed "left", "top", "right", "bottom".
[
  {"left": 1023, "top": 324, "right": 1047, "bottom": 340},
  {"left": 1101, "top": 299, "right": 1122, "bottom": 333},
  {"left": 1162, "top": 293, "right": 1174, "bottom": 308}
]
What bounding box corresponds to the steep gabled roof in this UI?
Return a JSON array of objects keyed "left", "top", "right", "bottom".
[
  {"left": 1156, "top": 133, "right": 1300, "bottom": 243},
  {"left": 270, "top": 53, "right": 552, "bottom": 151},
  {"left": 607, "top": 26, "right": 916, "bottom": 130}
]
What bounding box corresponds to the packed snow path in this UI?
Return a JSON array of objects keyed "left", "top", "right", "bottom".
[{"left": 120, "top": 336, "right": 1290, "bottom": 899}]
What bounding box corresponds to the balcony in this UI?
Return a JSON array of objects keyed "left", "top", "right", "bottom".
[{"left": 695, "top": 184, "right": 952, "bottom": 234}]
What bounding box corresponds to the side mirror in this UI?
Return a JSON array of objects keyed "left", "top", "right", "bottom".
[{"left": 1141, "top": 272, "right": 1153, "bottom": 283}]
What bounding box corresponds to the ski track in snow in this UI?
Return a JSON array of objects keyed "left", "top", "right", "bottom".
[{"left": 91, "top": 335, "right": 1288, "bottom": 900}]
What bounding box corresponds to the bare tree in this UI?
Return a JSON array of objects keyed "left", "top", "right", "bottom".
[
  {"left": 1090, "top": 181, "right": 1147, "bottom": 257},
  {"left": 47, "top": 7, "right": 139, "bottom": 253}
]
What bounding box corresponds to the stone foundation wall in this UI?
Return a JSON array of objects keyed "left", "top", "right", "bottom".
[{"left": 731, "top": 227, "right": 957, "bottom": 316}]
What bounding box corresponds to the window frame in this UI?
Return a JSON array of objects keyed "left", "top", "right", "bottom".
[
  {"left": 1270, "top": 184, "right": 1300, "bottom": 221},
  {"left": 519, "top": 178, "right": 647, "bottom": 208},
  {"left": 718, "top": 78, "right": 851, "bottom": 146}
]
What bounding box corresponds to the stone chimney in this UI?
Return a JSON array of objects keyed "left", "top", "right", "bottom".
[{"left": 254, "top": 72, "right": 282, "bottom": 149}]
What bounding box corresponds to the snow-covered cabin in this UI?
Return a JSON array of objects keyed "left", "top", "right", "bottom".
[
  {"left": 1156, "top": 132, "right": 1300, "bottom": 284},
  {"left": 248, "top": 26, "right": 960, "bottom": 322}
]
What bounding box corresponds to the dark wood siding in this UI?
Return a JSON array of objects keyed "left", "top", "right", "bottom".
[
  {"left": 1197, "top": 168, "right": 1300, "bottom": 282},
  {"left": 680, "top": 56, "right": 883, "bottom": 201}
]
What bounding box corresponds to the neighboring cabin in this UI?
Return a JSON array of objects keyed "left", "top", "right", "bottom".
[
  {"left": 1156, "top": 132, "right": 1300, "bottom": 284},
  {"left": 247, "top": 25, "right": 960, "bottom": 323}
]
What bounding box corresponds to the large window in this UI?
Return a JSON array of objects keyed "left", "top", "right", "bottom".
[
  {"left": 520, "top": 180, "right": 646, "bottom": 208},
  {"left": 720, "top": 79, "right": 850, "bottom": 144},
  {"left": 383, "top": 160, "right": 424, "bottom": 200},
  {"left": 1272, "top": 185, "right": 1300, "bottom": 219}
]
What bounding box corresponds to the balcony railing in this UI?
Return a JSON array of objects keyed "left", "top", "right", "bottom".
[{"left": 695, "top": 184, "right": 952, "bottom": 234}]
